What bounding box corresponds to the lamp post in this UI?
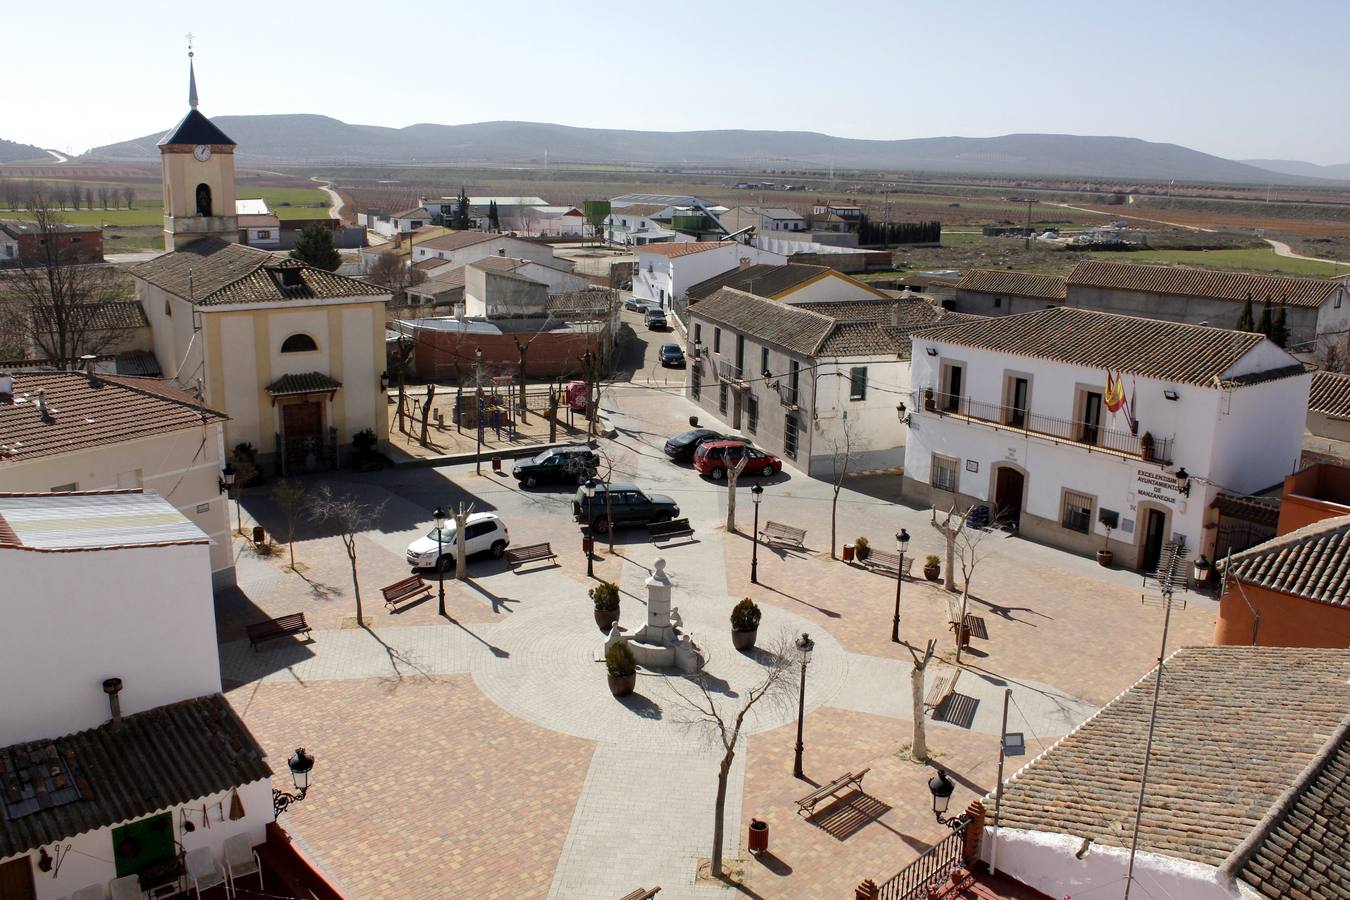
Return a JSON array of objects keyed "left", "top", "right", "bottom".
[
  {"left": 750, "top": 483, "right": 764, "bottom": 584},
  {"left": 793, "top": 632, "right": 814, "bottom": 779},
  {"left": 474, "top": 345, "right": 484, "bottom": 475},
  {"left": 891, "top": 528, "right": 910, "bottom": 643},
  {"left": 583, "top": 478, "right": 597, "bottom": 578},
  {"left": 272, "top": 747, "right": 315, "bottom": 819},
  {"left": 219, "top": 462, "right": 238, "bottom": 534},
  {"left": 433, "top": 505, "right": 448, "bottom": 616},
  {"left": 928, "top": 768, "right": 964, "bottom": 832}
]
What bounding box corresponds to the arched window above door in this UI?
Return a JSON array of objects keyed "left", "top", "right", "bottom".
[{"left": 280, "top": 333, "right": 318, "bottom": 353}]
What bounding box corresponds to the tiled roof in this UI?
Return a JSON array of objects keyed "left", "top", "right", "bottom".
[
  {"left": 1310, "top": 370, "right": 1350, "bottom": 419},
  {"left": 0, "top": 371, "right": 224, "bottom": 464},
  {"left": 159, "top": 108, "right": 236, "bottom": 147},
  {"left": 4, "top": 300, "right": 149, "bottom": 333},
  {"left": 0, "top": 220, "right": 101, "bottom": 236},
  {"left": 415, "top": 231, "right": 508, "bottom": 253},
  {"left": 996, "top": 646, "right": 1350, "bottom": 867},
  {"left": 635, "top": 241, "right": 734, "bottom": 259},
  {"left": 609, "top": 204, "right": 667, "bottom": 218},
  {"left": 0, "top": 694, "right": 270, "bottom": 859},
  {"left": 392, "top": 207, "right": 429, "bottom": 219},
  {"left": 957, "top": 269, "right": 1067, "bottom": 300},
  {"left": 687, "top": 264, "right": 831, "bottom": 302},
  {"left": 692, "top": 288, "right": 834, "bottom": 356},
  {"left": 411, "top": 257, "right": 450, "bottom": 272},
  {"left": 547, "top": 290, "right": 617, "bottom": 318},
  {"left": 131, "top": 241, "right": 384, "bottom": 306},
  {"left": 265, "top": 371, "right": 343, "bottom": 396},
  {"left": 916, "top": 307, "right": 1274, "bottom": 386},
  {"left": 1236, "top": 722, "right": 1350, "bottom": 900},
  {"left": 1223, "top": 514, "right": 1350, "bottom": 607},
  {"left": 1066, "top": 259, "right": 1344, "bottom": 309}
]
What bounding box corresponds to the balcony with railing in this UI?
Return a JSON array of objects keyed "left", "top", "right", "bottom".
[{"left": 916, "top": 390, "right": 1173, "bottom": 464}]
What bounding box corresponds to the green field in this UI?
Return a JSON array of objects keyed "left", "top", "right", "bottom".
[
  {"left": 0, "top": 187, "right": 329, "bottom": 226},
  {"left": 1112, "top": 248, "right": 1350, "bottom": 278}
]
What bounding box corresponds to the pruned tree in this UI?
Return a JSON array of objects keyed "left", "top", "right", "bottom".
[
  {"left": 97, "top": 186, "right": 110, "bottom": 210},
  {"left": 930, "top": 504, "right": 963, "bottom": 593},
  {"left": 122, "top": 187, "right": 135, "bottom": 210},
  {"left": 419, "top": 383, "right": 436, "bottom": 447},
  {"left": 227, "top": 448, "right": 259, "bottom": 535},
  {"left": 452, "top": 501, "right": 474, "bottom": 581},
  {"left": 270, "top": 479, "right": 308, "bottom": 569},
  {"left": 951, "top": 508, "right": 1001, "bottom": 664},
  {"left": 1, "top": 196, "right": 129, "bottom": 367},
  {"left": 66, "top": 184, "right": 80, "bottom": 210},
  {"left": 724, "top": 451, "right": 750, "bottom": 533},
  {"left": 367, "top": 251, "right": 426, "bottom": 303},
  {"left": 1318, "top": 334, "right": 1350, "bottom": 374},
  {"left": 310, "top": 487, "right": 386, "bottom": 623},
  {"left": 84, "top": 188, "right": 94, "bottom": 211},
  {"left": 289, "top": 222, "right": 341, "bottom": 271},
  {"left": 671, "top": 633, "right": 798, "bottom": 878},
  {"left": 826, "top": 413, "right": 862, "bottom": 560},
  {"left": 906, "top": 639, "right": 937, "bottom": 763}
]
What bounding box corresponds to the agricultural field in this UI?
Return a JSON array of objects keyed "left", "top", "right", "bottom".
[{"left": 1116, "top": 248, "right": 1350, "bottom": 277}]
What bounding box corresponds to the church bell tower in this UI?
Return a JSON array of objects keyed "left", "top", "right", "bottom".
[{"left": 159, "top": 38, "right": 238, "bottom": 251}]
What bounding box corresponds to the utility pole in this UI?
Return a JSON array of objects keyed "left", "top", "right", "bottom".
[
  {"left": 989, "top": 687, "right": 1012, "bottom": 875},
  {"left": 1024, "top": 199, "right": 1033, "bottom": 250}
]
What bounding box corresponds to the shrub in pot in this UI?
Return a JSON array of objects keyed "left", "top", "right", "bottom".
[
  {"left": 1139, "top": 431, "right": 1155, "bottom": 462},
  {"left": 1097, "top": 523, "right": 1114, "bottom": 567},
  {"left": 590, "top": 581, "right": 620, "bottom": 631},
  {"left": 605, "top": 641, "right": 637, "bottom": 697},
  {"left": 854, "top": 536, "right": 870, "bottom": 561},
  {"left": 730, "top": 597, "right": 762, "bottom": 651},
  {"left": 923, "top": 554, "right": 942, "bottom": 581}
]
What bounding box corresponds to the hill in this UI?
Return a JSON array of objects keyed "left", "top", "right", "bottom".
[
  {"left": 85, "top": 115, "right": 1314, "bottom": 184},
  {"left": 0, "top": 138, "right": 51, "bottom": 164},
  {"left": 1243, "top": 158, "right": 1350, "bottom": 182}
]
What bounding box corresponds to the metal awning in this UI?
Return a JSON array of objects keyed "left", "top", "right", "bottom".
[{"left": 265, "top": 372, "right": 343, "bottom": 398}]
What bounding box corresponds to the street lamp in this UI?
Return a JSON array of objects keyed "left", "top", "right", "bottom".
[
  {"left": 928, "top": 768, "right": 963, "bottom": 831},
  {"left": 272, "top": 747, "right": 315, "bottom": 818},
  {"left": 750, "top": 483, "right": 764, "bottom": 584},
  {"left": 793, "top": 632, "right": 814, "bottom": 779},
  {"left": 891, "top": 528, "right": 910, "bottom": 643},
  {"left": 433, "top": 505, "right": 448, "bottom": 615},
  {"left": 219, "top": 462, "right": 235, "bottom": 495},
  {"left": 583, "top": 478, "right": 597, "bottom": 578}
]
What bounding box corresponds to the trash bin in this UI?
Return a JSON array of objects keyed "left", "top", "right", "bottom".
[
  {"left": 748, "top": 818, "right": 768, "bottom": 854},
  {"left": 583, "top": 536, "right": 594, "bottom": 556},
  {"left": 492, "top": 457, "right": 502, "bottom": 473},
  {"left": 252, "top": 525, "right": 265, "bottom": 545}
]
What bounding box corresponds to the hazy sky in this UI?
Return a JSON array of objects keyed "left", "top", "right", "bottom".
[{"left": 7, "top": 0, "right": 1347, "bottom": 163}]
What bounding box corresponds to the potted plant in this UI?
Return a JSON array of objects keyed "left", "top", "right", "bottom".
[
  {"left": 352, "top": 428, "right": 381, "bottom": 471},
  {"left": 590, "top": 581, "right": 620, "bottom": 631},
  {"left": 605, "top": 641, "right": 637, "bottom": 697},
  {"left": 1139, "top": 431, "right": 1155, "bottom": 462},
  {"left": 923, "top": 386, "right": 936, "bottom": 411},
  {"left": 854, "top": 536, "right": 870, "bottom": 561},
  {"left": 923, "top": 554, "right": 941, "bottom": 582},
  {"left": 1097, "top": 521, "right": 1115, "bottom": 567},
  {"left": 730, "top": 597, "right": 761, "bottom": 651}
]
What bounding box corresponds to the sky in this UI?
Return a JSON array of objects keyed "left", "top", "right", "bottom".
[{"left": 6, "top": 0, "right": 1348, "bottom": 163}]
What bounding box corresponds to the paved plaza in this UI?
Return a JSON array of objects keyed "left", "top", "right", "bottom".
[{"left": 220, "top": 376, "right": 1217, "bottom": 899}]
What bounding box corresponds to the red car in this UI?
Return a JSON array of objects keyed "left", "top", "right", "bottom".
[{"left": 692, "top": 441, "right": 781, "bottom": 480}]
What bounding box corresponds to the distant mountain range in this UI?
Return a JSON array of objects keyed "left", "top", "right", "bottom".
[
  {"left": 60, "top": 116, "right": 1346, "bottom": 185},
  {"left": 1242, "top": 158, "right": 1350, "bottom": 181},
  {"left": 0, "top": 138, "right": 50, "bottom": 163}
]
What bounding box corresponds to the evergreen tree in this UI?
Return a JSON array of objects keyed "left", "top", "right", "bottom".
[
  {"left": 1258, "top": 298, "right": 1274, "bottom": 336},
  {"left": 451, "top": 187, "right": 471, "bottom": 230},
  {"left": 289, "top": 222, "right": 341, "bottom": 271},
  {"left": 1236, "top": 296, "right": 1256, "bottom": 332},
  {"left": 1270, "top": 302, "right": 1289, "bottom": 347},
  {"left": 488, "top": 200, "right": 500, "bottom": 231}
]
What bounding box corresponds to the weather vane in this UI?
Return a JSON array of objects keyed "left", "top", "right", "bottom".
[{"left": 186, "top": 32, "right": 195, "bottom": 57}]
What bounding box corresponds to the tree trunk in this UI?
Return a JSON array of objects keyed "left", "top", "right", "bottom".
[
  {"left": 288, "top": 540, "right": 295, "bottom": 569},
  {"left": 711, "top": 751, "right": 734, "bottom": 877},
  {"left": 910, "top": 664, "right": 928, "bottom": 763},
  {"left": 348, "top": 546, "right": 363, "bottom": 623},
  {"left": 419, "top": 383, "right": 436, "bottom": 446},
  {"left": 955, "top": 586, "right": 971, "bottom": 664},
  {"left": 517, "top": 343, "right": 529, "bottom": 424},
  {"left": 548, "top": 385, "right": 558, "bottom": 442},
  {"left": 945, "top": 534, "right": 957, "bottom": 593},
  {"left": 830, "top": 485, "right": 840, "bottom": 560},
  {"left": 454, "top": 506, "right": 469, "bottom": 581},
  {"left": 726, "top": 456, "right": 748, "bottom": 533},
  {"left": 396, "top": 374, "right": 408, "bottom": 434}
]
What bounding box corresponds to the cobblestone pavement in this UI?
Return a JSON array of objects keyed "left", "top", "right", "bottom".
[{"left": 223, "top": 380, "right": 1217, "bottom": 898}]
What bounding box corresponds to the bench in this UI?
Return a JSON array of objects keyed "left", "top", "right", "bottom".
[
  {"left": 862, "top": 550, "right": 914, "bottom": 579},
  {"left": 618, "top": 888, "right": 661, "bottom": 900},
  {"left": 506, "top": 542, "right": 557, "bottom": 570},
  {"left": 925, "top": 667, "right": 961, "bottom": 712},
  {"left": 759, "top": 520, "right": 806, "bottom": 548},
  {"left": 245, "top": 613, "right": 312, "bottom": 651},
  {"left": 649, "top": 517, "right": 694, "bottom": 543},
  {"left": 381, "top": 575, "right": 431, "bottom": 612},
  {"left": 795, "top": 768, "right": 870, "bottom": 817}
]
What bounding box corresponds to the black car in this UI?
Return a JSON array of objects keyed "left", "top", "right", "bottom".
[
  {"left": 663, "top": 428, "right": 727, "bottom": 463},
  {"left": 512, "top": 445, "right": 598, "bottom": 487},
  {"left": 645, "top": 309, "right": 668, "bottom": 330},
  {"left": 572, "top": 482, "right": 680, "bottom": 532},
  {"left": 659, "top": 343, "right": 686, "bottom": 367}
]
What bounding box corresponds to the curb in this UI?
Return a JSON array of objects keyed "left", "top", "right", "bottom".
[{"left": 385, "top": 413, "right": 616, "bottom": 468}]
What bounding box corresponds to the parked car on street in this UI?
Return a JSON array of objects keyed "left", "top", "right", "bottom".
[
  {"left": 663, "top": 428, "right": 729, "bottom": 463},
  {"left": 692, "top": 441, "right": 781, "bottom": 480},
  {"left": 658, "top": 343, "right": 685, "bottom": 367},
  {"left": 624, "top": 297, "right": 644, "bottom": 312},
  {"left": 572, "top": 482, "right": 679, "bottom": 533},
  {"left": 645, "top": 309, "right": 668, "bottom": 330},
  {"left": 406, "top": 512, "right": 510, "bottom": 570},
  {"left": 512, "top": 445, "right": 598, "bottom": 487}
]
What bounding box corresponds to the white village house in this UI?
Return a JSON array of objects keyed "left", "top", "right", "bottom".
[
  {"left": 633, "top": 241, "right": 785, "bottom": 312},
  {"left": 407, "top": 231, "right": 564, "bottom": 275},
  {"left": 902, "top": 307, "right": 1310, "bottom": 571}
]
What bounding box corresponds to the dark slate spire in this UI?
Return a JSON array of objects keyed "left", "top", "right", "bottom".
[{"left": 158, "top": 36, "right": 236, "bottom": 148}]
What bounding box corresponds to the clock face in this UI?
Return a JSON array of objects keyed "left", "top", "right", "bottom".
[{"left": 193, "top": 145, "right": 212, "bottom": 162}]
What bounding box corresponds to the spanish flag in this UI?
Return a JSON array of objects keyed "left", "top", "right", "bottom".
[{"left": 1105, "top": 371, "right": 1127, "bottom": 413}]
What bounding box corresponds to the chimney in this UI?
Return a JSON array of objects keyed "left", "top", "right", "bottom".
[
  {"left": 81, "top": 354, "right": 99, "bottom": 384},
  {"left": 103, "top": 677, "right": 123, "bottom": 727},
  {"left": 35, "top": 388, "right": 48, "bottom": 419},
  {"left": 498, "top": 248, "right": 506, "bottom": 256},
  {"left": 0, "top": 373, "right": 12, "bottom": 404}
]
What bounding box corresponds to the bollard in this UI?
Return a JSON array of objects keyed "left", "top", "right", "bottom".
[{"left": 492, "top": 457, "right": 502, "bottom": 474}]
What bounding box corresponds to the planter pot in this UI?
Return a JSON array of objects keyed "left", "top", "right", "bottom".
[
  {"left": 924, "top": 564, "right": 941, "bottom": 582},
  {"left": 732, "top": 628, "right": 758, "bottom": 651},
  {"left": 1097, "top": 549, "right": 1114, "bottom": 567},
  {"left": 594, "top": 608, "right": 619, "bottom": 631},
  {"left": 954, "top": 623, "right": 971, "bottom": 648},
  {"left": 689, "top": 415, "right": 700, "bottom": 427},
  {"left": 856, "top": 545, "right": 871, "bottom": 561},
  {"left": 842, "top": 544, "right": 856, "bottom": 562},
  {"left": 607, "top": 672, "right": 636, "bottom": 697},
  {"left": 747, "top": 818, "right": 769, "bottom": 854},
  {"left": 924, "top": 395, "right": 936, "bottom": 412}
]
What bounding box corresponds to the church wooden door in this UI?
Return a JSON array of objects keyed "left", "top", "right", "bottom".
[{"left": 282, "top": 401, "right": 324, "bottom": 469}]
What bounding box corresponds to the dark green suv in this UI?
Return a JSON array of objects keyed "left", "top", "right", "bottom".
[{"left": 572, "top": 482, "right": 680, "bottom": 532}]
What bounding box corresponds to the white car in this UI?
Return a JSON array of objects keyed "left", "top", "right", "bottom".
[{"left": 405, "top": 512, "right": 510, "bottom": 570}]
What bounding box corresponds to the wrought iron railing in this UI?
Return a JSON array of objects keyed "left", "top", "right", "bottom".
[
  {"left": 877, "top": 822, "right": 969, "bottom": 900},
  {"left": 917, "top": 391, "right": 1172, "bottom": 463},
  {"left": 718, "top": 360, "right": 744, "bottom": 383}
]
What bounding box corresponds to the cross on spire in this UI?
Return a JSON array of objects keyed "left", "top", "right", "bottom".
[{"left": 186, "top": 33, "right": 199, "bottom": 108}]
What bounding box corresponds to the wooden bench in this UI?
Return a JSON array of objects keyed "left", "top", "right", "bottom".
[
  {"left": 795, "top": 768, "right": 870, "bottom": 817},
  {"left": 759, "top": 520, "right": 806, "bottom": 548},
  {"left": 862, "top": 550, "right": 914, "bottom": 579},
  {"left": 925, "top": 667, "right": 961, "bottom": 712},
  {"left": 246, "top": 613, "right": 312, "bottom": 651},
  {"left": 382, "top": 575, "right": 431, "bottom": 611},
  {"left": 506, "top": 542, "right": 556, "bottom": 570},
  {"left": 649, "top": 517, "right": 694, "bottom": 543},
  {"left": 618, "top": 888, "right": 661, "bottom": 900}
]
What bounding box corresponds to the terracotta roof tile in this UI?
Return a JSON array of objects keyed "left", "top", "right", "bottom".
[
  {"left": 1223, "top": 514, "right": 1350, "bottom": 607},
  {"left": 264, "top": 371, "right": 343, "bottom": 397},
  {"left": 635, "top": 241, "right": 735, "bottom": 259},
  {"left": 415, "top": 231, "right": 507, "bottom": 253},
  {"left": 957, "top": 269, "right": 1067, "bottom": 300},
  {"left": 687, "top": 264, "right": 832, "bottom": 302},
  {"left": 1310, "top": 370, "right": 1350, "bottom": 418},
  {"left": 1067, "top": 259, "right": 1345, "bottom": 309},
  {"left": 130, "top": 240, "right": 384, "bottom": 306}
]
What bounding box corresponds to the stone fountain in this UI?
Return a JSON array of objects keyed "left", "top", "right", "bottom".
[{"left": 605, "top": 558, "right": 702, "bottom": 673}]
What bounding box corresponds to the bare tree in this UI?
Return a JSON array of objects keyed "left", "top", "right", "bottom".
[
  {"left": 671, "top": 633, "right": 798, "bottom": 878},
  {"left": 452, "top": 501, "right": 474, "bottom": 581},
  {"left": 930, "top": 504, "right": 963, "bottom": 593},
  {"left": 97, "top": 186, "right": 110, "bottom": 210},
  {"left": 367, "top": 251, "right": 426, "bottom": 302},
  {"left": 122, "top": 187, "right": 135, "bottom": 210},
  {"left": 906, "top": 639, "right": 937, "bottom": 763},
  {"left": 951, "top": 509, "right": 1001, "bottom": 664},
  {"left": 0, "top": 180, "right": 19, "bottom": 211},
  {"left": 270, "top": 479, "right": 308, "bottom": 569},
  {"left": 227, "top": 450, "right": 258, "bottom": 535},
  {"left": 310, "top": 487, "right": 386, "bottom": 623},
  {"left": 66, "top": 184, "right": 80, "bottom": 211},
  {"left": 84, "top": 188, "right": 94, "bottom": 211},
  {"left": 419, "top": 383, "right": 436, "bottom": 447},
  {"left": 724, "top": 452, "right": 750, "bottom": 533},
  {"left": 826, "top": 414, "right": 862, "bottom": 560},
  {"left": 1318, "top": 335, "right": 1350, "bottom": 374}
]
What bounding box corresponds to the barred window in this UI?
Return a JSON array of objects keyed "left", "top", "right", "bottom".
[
  {"left": 690, "top": 365, "right": 701, "bottom": 399},
  {"left": 931, "top": 455, "right": 958, "bottom": 493},
  {"left": 1062, "top": 490, "right": 1093, "bottom": 534},
  {"left": 746, "top": 394, "right": 759, "bottom": 434},
  {"left": 849, "top": 366, "right": 868, "bottom": 401},
  {"left": 784, "top": 413, "right": 799, "bottom": 459},
  {"left": 719, "top": 382, "right": 728, "bottom": 414}
]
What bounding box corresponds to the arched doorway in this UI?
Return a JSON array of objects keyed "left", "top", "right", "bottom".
[
  {"left": 195, "top": 183, "right": 213, "bottom": 217},
  {"left": 991, "top": 464, "right": 1025, "bottom": 531}
]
